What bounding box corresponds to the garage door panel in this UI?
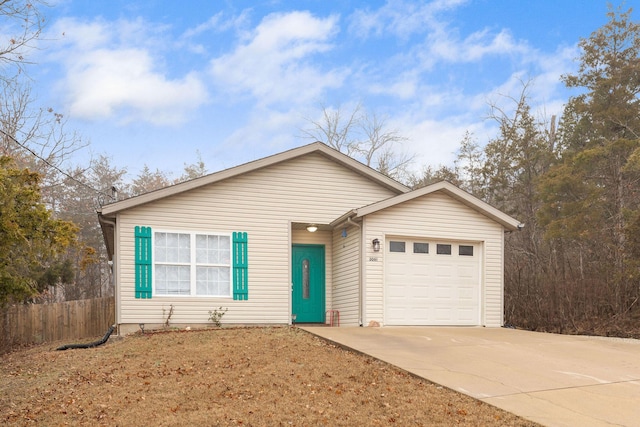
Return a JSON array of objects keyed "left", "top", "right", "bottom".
[
  {"left": 386, "top": 266, "right": 408, "bottom": 277},
  {"left": 385, "top": 238, "right": 480, "bottom": 326},
  {"left": 413, "top": 285, "right": 429, "bottom": 298},
  {"left": 434, "top": 285, "right": 451, "bottom": 299},
  {"left": 458, "top": 288, "right": 475, "bottom": 301},
  {"left": 408, "top": 307, "right": 429, "bottom": 321},
  {"left": 458, "top": 308, "right": 476, "bottom": 322},
  {"left": 387, "top": 283, "right": 407, "bottom": 297},
  {"left": 434, "top": 307, "right": 453, "bottom": 321},
  {"left": 413, "top": 270, "right": 431, "bottom": 280},
  {"left": 435, "top": 264, "right": 452, "bottom": 277},
  {"left": 458, "top": 266, "right": 476, "bottom": 279}
]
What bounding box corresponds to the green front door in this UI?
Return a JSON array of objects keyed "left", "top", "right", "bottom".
[{"left": 292, "top": 245, "right": 325, "bottom": 323}]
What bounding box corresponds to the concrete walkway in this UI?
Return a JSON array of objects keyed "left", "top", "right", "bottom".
[{"left": 302, "top": 326, "right": 640, "bottom": 427}]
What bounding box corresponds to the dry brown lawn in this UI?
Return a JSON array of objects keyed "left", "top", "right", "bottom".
[{"left": 1, "top": 327, "right": 539, "bottom": 426}]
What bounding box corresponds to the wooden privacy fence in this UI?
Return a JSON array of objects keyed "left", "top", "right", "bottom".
[{"left": 0, "top": 297, "right": 115, "bottom": 354}]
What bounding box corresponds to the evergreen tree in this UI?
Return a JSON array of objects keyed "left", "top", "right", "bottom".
[
  {"left": 539, "top": 5, "right": 640, "bottom": 317},
  {"left": 0, "top": 157, "right": 77, "bottom": 305}
]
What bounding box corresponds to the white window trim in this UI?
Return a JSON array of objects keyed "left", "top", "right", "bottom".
[{"left": 152, "top": 230, "right": 232, "bottom": 298}]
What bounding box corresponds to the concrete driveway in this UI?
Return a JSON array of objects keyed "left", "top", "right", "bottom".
[{"left": 302, "top": 326, "right": 640, "bottom": 427}]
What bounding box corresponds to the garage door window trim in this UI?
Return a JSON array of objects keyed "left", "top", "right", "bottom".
[
  {"left": 389, "top": 241, "right": 406, "bottom": 253},
  {"left": 413, "top": 242, "right": 429, "bottom": 254},
  {"left": 459, "top": 245, "right": 474, "bottom": 256},
  {"left": 436, "top": 244, "right": 452, "bottom": 255}
]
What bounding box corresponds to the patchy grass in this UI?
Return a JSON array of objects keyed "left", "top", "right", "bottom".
[{"left": 0, "top": 327, "right": 538, "bottom": 426}]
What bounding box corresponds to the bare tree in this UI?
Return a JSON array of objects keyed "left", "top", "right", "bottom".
[
  {"left": 175, "top": 150, "right": 208, "bottom": 183},
  {"left": 301, "top": 103, "right": 363, "bottom": 155},
  {"left": 1, "top": 1, "right": 88, "bottom": 204},
  {"left": 129, "top": 165, "right": 170, "bottom": 196},
  {"left": 408, "top": 164, "right": 462, "bottom": 189},
  {"left": 0, "top": 0, "right": 46, "bottom": 84},
  {"left": 126, "top": 152, "right": 209, "bottom": 196},
  {"left": 1, "top": 84, "right": 89, "bottom": 188},
  {"left": 53, "top": 155, "right": 128, "bottom": 300},
  {"left": 301, "top": 103, "right": 414, "bottom": 182},
  {"left": 358, "top": 112, "right": 413, "bottom": 181}
]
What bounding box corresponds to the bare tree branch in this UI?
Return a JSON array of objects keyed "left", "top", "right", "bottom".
[
  {"left": 300, "top": 103, "right": 413, "bottom": 182},
  {"left": 300, "top": 102, "right": 362, "bottom": 154},
  {"left": 0, "top": 0, "right": 47, "bottom": 83}
]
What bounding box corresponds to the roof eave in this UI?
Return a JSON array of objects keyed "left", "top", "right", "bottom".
[
  {"left": 329, "top": 209, "right": 358, "bottom": 227},
  {"left": 97, "top": 212, "right": 116, "bottom": 261}
]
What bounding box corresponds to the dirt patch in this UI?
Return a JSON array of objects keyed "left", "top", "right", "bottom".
[{"left": 0, "top": 327, "right": 539, "bottom": 426}]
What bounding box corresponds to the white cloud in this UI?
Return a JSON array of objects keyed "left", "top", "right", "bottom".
[
  {"left": 182, "top": 12, "right": 225, "bottom": 39},
  {"left": 349, "top": 0, "right": 468, "bottom": 39},
  {"left": 209, "top": 11, "right": 346, "bottom": 106},
  {"left": 460, "top": 29, "right": 528, "bottom": 60},
  {"left": 48, "top": 18, "right": 208, "bottom": 125},
  {"left": 369, "top": 76, "right": 419, "bottom": 99},
  {"left": 341, "top": 2, "right": 579, "bottom": 178},
  {"left": 180, "top": 10, "right": 251, "bottom": 52},
  {"left": 528, "top": 45, "right": 578, "bottom": 102},
  {"left": 349, "top": 0, "right": 532, "bottom": 77},
  {"left": 34, "top": 1, "right": 585, "bottom": 181},
  {"left": 50, "top": 18, "right": 111, "bottom": 50},
  {"left": 346, "top": 0, "right": 540, "bottom": 114},
  {"left": 212, "top": 107, "right": 307, "bottom": 170},
  {"left": 398, "top": 112, "right": 496, "bottom": 174},
  {"left": 63, "top": 49, "right": 206, "bottom": 125},
  {"left": 423, "top": 25, "right": 531, "bottom": 66}
]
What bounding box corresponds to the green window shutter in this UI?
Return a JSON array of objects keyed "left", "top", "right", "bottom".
[
  {"left": 135, "top": 226, "right": 152, "bottom": 299},
  {"left": 232, "top": 232, "right": 248, "bottom": 300}
]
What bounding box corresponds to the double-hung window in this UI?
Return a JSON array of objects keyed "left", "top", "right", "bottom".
[{"left": 154, "top": 231, "right": 231, "bottom": 297}]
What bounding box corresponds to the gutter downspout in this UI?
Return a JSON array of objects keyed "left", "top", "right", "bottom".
[
  {"left": 56, "top": 324, "right": 116, "bottom": 351},
  {"left": 347, "top": 216, "right": 364, "bottom": 326},
  {"left": 97, "top": 214, "right": 118, "bottom": 331},
  {"left": 97, "top": 213, "right": 117, "bottom": 259}
]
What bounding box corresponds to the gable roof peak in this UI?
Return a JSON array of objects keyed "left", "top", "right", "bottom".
[
  {"left": 355, "top": 180, "right": 523, "bottom": 231},
  {"left": 99, "top": 141, "right": 409, "bottom": 216}
]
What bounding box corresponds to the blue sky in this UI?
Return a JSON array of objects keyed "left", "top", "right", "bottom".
[{"left": 24, "top": 0, "right": 630, "bottom": 179}]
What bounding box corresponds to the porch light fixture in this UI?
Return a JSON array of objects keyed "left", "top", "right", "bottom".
[
  {"left": 306, "top": 225, "right": 318, "bottom": 233},
  {"left": 372, "top": 238, "right": 381, "bottom": 252}
]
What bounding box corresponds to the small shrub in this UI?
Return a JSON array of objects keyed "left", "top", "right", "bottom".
[{"left": 208, "top": 307, "right": 228, "bottom": 327}]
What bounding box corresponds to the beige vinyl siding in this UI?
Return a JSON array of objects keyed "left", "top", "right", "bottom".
[
  {"left": 116, "top": 153, "right": 397, "bottom": 327},
  {"left": 362, "top": 191, "right": 505, "bottom": 327},
  {"left": 331, "top": 223, "right": 361, "bottom": 326}
]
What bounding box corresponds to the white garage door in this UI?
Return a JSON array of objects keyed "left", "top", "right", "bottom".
[{"left": 384, "top": 238, "right": 480, "bottom": 326}]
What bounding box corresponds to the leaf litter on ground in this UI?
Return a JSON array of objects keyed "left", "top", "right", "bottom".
[{"left": 0, "top": 326, "right": 540, "bottom": 426}]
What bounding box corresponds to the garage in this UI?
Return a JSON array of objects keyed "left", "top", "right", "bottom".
[{"left": 384, "top": 237, "right": 481, "bottom": 326}]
